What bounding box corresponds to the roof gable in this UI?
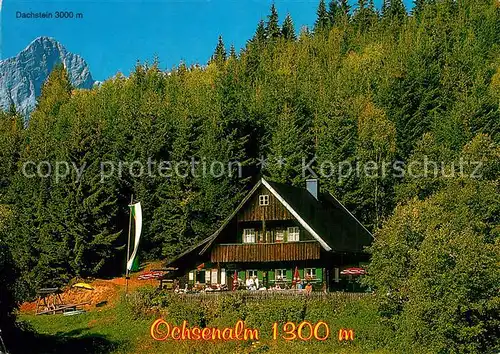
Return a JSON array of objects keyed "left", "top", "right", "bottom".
[
  {"left": 198, "top": 179, "right": 264, "bottom": 253},
  {"left": 237, "top": 184, "right": 294, "bottom": 222},
  {"left": 200, "top": 178, "right": 332, "bottom": 253}
]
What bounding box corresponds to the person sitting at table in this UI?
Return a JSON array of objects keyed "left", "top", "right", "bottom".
[
  {"left": 305, "top": 282, "right": 313, "bottom": 295},
  {"left": 249, "top": 277, "right": 256, "bottom": 290},
  {"left": 246, "top": 276, "right": 255, "bottom": 290}
]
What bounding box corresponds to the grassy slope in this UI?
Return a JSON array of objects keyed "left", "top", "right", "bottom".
[
  {"left": 17, "top": 293, "right": 395, "bottom": 354},
  {"left": 18, "top": 299, "right": 156, "bottom": 354}
]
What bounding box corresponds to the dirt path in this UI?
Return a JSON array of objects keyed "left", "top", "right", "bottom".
[{"left": 20, "top": 262, "right": 163, "bottom": 314}]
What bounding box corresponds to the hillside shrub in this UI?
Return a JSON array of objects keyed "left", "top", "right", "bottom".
[
  {"left": 130, "top": 290, "right": 393, "bottom": 350},
  {"left": 0, "top": 238, "right": 18, "bottom": 337}
]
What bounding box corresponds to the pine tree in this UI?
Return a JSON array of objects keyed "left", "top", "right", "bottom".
[
  {"left": 382, "top": 0, "right": 391, "bottom": 17},
  {"left": 251, "top": 19, "right": 267, "bottom": 44},
  {"left": 266, "top": 4, "right": 281, "bottom": 39},
  {"left": 0, "top": 108, "right": 22, "bottom": 193},
  {"left": 149, "top": 113, "right": 200, "bottom": 258},
  {"left": 356, "top": 100, "right": 396, "bottom": 227},
  {"left": 338, "top": 0, "right": 351, "bottom": 20},
  {"left": 413, "top": 0, "right": 426, "bottom": 17},
  {"left": 315, "top": 0, "right": 331, "bottom": 32},
  {"left": 355, "top": 0, "right": 368, "bottom": 17},
  {"left": 390, "top": 0, "right": 406, "bottom": 20},
  {"left": 244, "top": 19, "right": 266, "bottom": 79},
  {"left": 7, "top": 89, "right": 17, "bottom": 118},
  {"left": 229, "top": 44, "right": 237, "bottom": 59},
  {"left": 282, "top": 13, "right": 297, "bottom": 40},
  {"left": 212, "top": 35, "right": 226, "bottom": 66},
  {"left": 3, "top": 69, "right": 127, "bottom": 295},
  {"left": 328, "top": 0, "right": 340, "bottom": 25},
  {"left": 299, "top": 25, "right": 312, "bottom": 39},
  {"left": 368, "top": 0, "right": 377, "bottom": 18},
  {"left": 383, "top": 0, "right": 406, "bottom": 20},
  {"left": 353, "top": 0, "right": 377, "bottom": 30},
  {"left": 192, "top": 113, "right": 250, "bottom": 240},
  {"left": 264, "top": 104, "right": 308, "bottom": 186},
  {"left": 28, "top": 64, "right": 72, "bottom": 159}
]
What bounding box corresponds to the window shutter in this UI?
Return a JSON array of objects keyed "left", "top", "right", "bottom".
[
  {"left": 238, "top": 270, "right": 245, "bottom": 281},
  {"left": 299, "top": 268, "right": 304, "bottom": 280},
  {"left": 269, "top": 270, "right": 275, "bottom": 281},
  {"left": 286, "top": 269, "right": 293, "bottom": 282},
  {"left": 220, "top": 269, "right": 226, "bottom": 285},
  {"left": 316, "top": 268, "right": 323, "bottom": 282},
  {"left": 257, "top": 271, "right": 263, "bottom": 282}
]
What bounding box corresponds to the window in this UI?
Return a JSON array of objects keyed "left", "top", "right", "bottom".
[
  {"left": 220, "top": 269, "right": 226, "bottom": 285},
  {"left": 275, "top": 269, "right": 287, "bottom": 281},
  {"left": 305, "top": 268, "right": 316, "bottom": 280},
  {"left": 243, "top": 228, "right": 256, "bottom": 243},
  {"left": 211, "top": 269, "right": 218, "bottom": 284},
  {"left": 259, "top": 194, "right": 269, "bottom": 206},
  {"left": 275, "top": 229, "right": 284, "bottom": 243},
  {"left": 288, "top": 227, "right": 300, "bottom": 242},
  {"left": 247, "top": 270, "right": 258, "bottom": 278}
]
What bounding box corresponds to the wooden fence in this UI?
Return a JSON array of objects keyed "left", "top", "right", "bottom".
[{"left": 171, "top": 290, "right": 369, "bottom": 303}]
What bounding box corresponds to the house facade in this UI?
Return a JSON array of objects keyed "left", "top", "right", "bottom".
[{"left": 165, "top": 178, "right": 373, "bottom": 291}]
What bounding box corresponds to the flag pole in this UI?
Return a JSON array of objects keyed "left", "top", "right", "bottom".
[{"left": 125, "top": 194, "right": 133, "bottom": 294}]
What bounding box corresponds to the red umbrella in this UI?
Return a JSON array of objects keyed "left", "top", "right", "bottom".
[
  {"left": 196, "top": 263, "right": 205, "bottom": 271},
  {"left": 292, "top": 266, "right": 301, "bottom": 286},
  {"left": 232, "top": 270, "right": 239, "bottom": 291},
  {"left": 340, "top": 267, "right": 366, "bottom": 276},
  {"left": 137, "top": 270, "right": 166, "bottom": 280}
]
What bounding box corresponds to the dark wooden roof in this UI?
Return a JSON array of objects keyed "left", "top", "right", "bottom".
[{"left": 265, "top": 181, "right": 373, "bottom": 252}]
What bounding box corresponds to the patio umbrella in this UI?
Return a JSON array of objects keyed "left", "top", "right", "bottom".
[
  {"left": 137, "top": 270, "right": 167, "bottom": 280},
  {"left": 232, "top": 270, "right": 239, "bottom": 291},
  {"left": 340, "top": 267, "right": 366, "bottom": 276},
  {"left": 292, "top": 266, "right": 301, "bottom": 286}
]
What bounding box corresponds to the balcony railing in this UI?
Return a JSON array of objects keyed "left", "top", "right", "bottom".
[{"left": 210, "top": 241, "right": 321, "bottom": 263}]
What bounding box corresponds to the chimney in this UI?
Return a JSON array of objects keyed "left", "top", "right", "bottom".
[{"left": 306, "top": 179, "right": 318, "bottom": 200}]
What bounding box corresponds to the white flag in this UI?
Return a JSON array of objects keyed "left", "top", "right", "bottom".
[{"left": 127, "top": 202, "right": 142, "bottom": 271}]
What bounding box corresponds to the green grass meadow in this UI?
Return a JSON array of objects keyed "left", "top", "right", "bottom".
[{"left": 15, "top": 290, "right": 396, "bottom": 354}]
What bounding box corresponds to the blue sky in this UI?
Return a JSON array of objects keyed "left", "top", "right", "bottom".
[{"left": 2, "top": 0, "right": 413, "bottom": 81}]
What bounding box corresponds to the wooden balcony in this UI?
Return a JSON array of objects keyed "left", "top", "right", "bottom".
[{"left": 210, "top": 241, "right": 321, "bottom": 263}]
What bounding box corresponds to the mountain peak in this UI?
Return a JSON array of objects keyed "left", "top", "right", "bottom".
[
  {"left": 0, "top": 37, "right": 94, "bottom": 118},
  {"left": 27, "top": 36, "right": 60, "bottom": 48}
]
